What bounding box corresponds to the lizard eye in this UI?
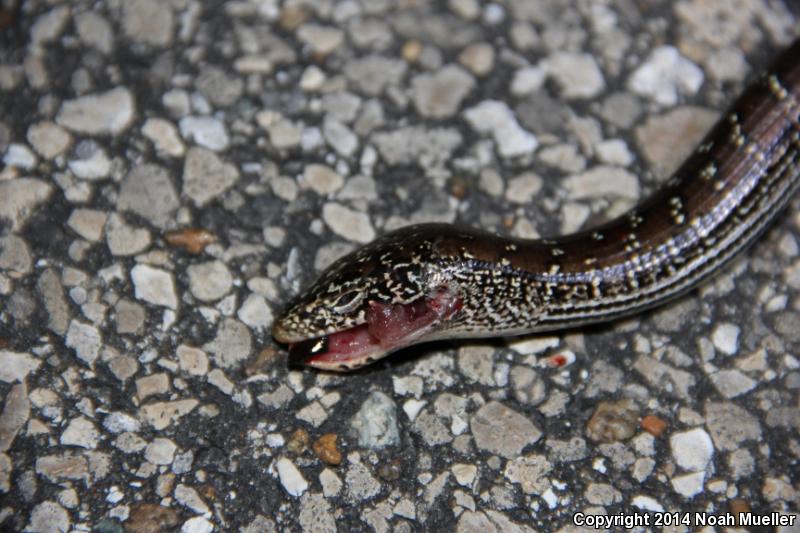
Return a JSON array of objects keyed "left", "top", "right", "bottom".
[{"left": 331, "top": 290, "right": 364, "bottom": 314}]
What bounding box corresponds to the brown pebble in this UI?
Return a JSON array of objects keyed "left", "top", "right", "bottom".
[
  {"left": 164, "top": 228, "right": 216, "bottom": 254},
  {"left": 502, "top": 216, "right": 515, "bottom": 229},
  {"left": 287, "top": 428, "right": 310, "bottom": 454},
  {"left": 450, "top": 177, "right": 469, "bottom": 200},
  {"left": 312, "top": 433, "right": 342, "bottom": 466},
  {"left": 729, "top": 499, "right": 750, "bottom": 525},
  {"left": 586, "top": 399, "right": 639, "bottom": 443},
  {"left": 641, "top": 414, "right": 668, "bottom": 437},
  {"left": 245, "top": 347, "right": 280, "bottom": 376},
  {"left": 127, "top": 503, "right": 180, "bottom": 533}
]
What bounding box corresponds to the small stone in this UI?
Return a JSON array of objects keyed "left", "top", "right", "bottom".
[
  {"left": 0, "top": 452, "right": 10, "bottom": 492},
  {"left": 26, "top": 501, "right": 71, "bottom": 533},
  {"left": 107, "top": 354, "right": 139, "bottom": 382},
  {"left": 505, "top": 172, "right": 542, "bottom": 204},
  {"left": 275, "top": 457, "right": 308, "bottom": 497},
  {"left": 671, "top": 471, "right": 706, "bottom": 498},
  {"left": 510, "top": 66, "right": 546, "bottom": 96},
  {"left": 704, "top": 401, "right": 761, "bottom": 451},
  {"left": 0, "top": 178, "right": 53, "bottom": 231},
  {"left": 37, "top": 269, "right": 70, "bottom": 335},
  {"left": 136, "top": 373, "right": 170, "bottom": 401},
  {"left": 543, "top": 51, "right": 605, "bottom": 98},
  {"left": 164, "top": 228, "right": 216, "bottom": 254},
  {"left": 237, "top": 294, "right": 272, "bottom": 331},
  {"left": 302, "top": 164, "right": 344, "bottom": 195},
  {"left": 123, "top": 0, "right": 173, "bottom": 46},
  {"left": 127, "top": 504, "right": 180, "bottom": 533},
  {"left": 36, "top": 453, "right": 89, "bottom": 483},
  {"left": 312, "top": 433, "right": 342, "bottom": 466},
  {"left": 179, "top": 117, "right": 229, "bottom": 152},
  {"left": 60, "top": 417, "right": 100, "bottom": 449},
  {"left": 457, "top": 345, "right": 495, "bottom": 385},
  {"left": 143, "top": 118, "right": 185, "bottom": 157},
  {"left": 196, "top": 66, "right": 244, "bottom": 108},
  {"left": 67, "top": 208, "right": 107, "bottom": 242},
  {"left": 27, "top": 121, "right": 71, "bottom": 159},
  {"left": 131, "top": 264, "right": 178, "bottom": 309},
  {"left": 187, "top": 260, "right": 233, "bottom": 302},
  {"left": 140, "top": 399, "right": 198, "bottom": 430},
  {"left": 31, "top": 6, "right": 70, "bottom": 44},
  {"left": 711, "top": 322, "right": 740, "bottom": 356},
  {"left": 3, "top": 143, "right": 37, "bottom": 169},
  {"left": 298, "top": 492, "right": 337, "bottom": 532},
  {"left": 322, "top": 202, "right": 375, "bottom": 244},
  {"left": 174, "top": 484, "right": 209, "bottom": 514},
  {"left": 411, "top": 64, "right": 475, "bottom": 118},
  {"left": 176, "top": 345, "right": 209, "bottom": 376},
  {"left": 145, "top": 438, "right": 177, "bottom": 465},
  {"left": 458, "top": 42, "right": 495, "bottom": 76},
  {"left": 564, "top": 165, "right": 640, "bottom": 200},
  {"left": 471, "top": 401, "right": 542, "bottom": 459},
  {"left": 56, "top": 87, "right": 135, "bottom": 135},
  {"left": 464, "top": 100, "right": 537, "bottom": 158},
  {"left": 709, "top": 369, "right": 757, "bottom": 398},
  {"left": 670, "top": 427, "right": 714, "bottom": 472},
  {"left": 641, "top": 415, "right": 668, "bottom": 437},
  {"left": 103, "top": 412, "right": 141, "bottom": 434},
  {"left": 343, "top": 56, "right": 407, "bottom": 96},
  {"left": 182, "top": 517, "right": 214, "bottom": 533},
  {"left": 182, "top": 147, "right": 239, "bottom": 206},
  {"left": 75, "top": 11, "right": 113, "bottom": 54},
  {"left": 262, "top": 116, "right": 302, "bottom": 149},
  {"left": 203, "top": 318, "right": 252, "bottom": 368},
  {"left": 0, "top": 351, "right": 41, "bottom": 383},
  {"left": 118, "top": 164, "right": 179, "bottom": 228},
  {"left": 345, "top": 459, "right": 381, "bottom": 501},
  {"left": 350, "top": 391, "right": 399, "bottom": 448},
  {"left": 586, "top": 400, "right": 639, "bottom": 443},
  {"left": 510, "top": 365, "right": 547, "bottom": 406},
  {"left": 66, "top": 320, "right": 102, "bottom": 366},
  {"left": 0, "top": 383, "right": 29, "bottom": 452},
  {"left": 323, "top": 119, "right": 358, "bottom": 157},
  {"left": 68, "top": 144, "right": 112, "bottom": 180},
  {"left": 296, "top": 23, "right": 343, "bottom": 55},
  {"left": 106, "top": 213, "right": 151, "bottom": 257},
  {"left": 628, "top": 46, "right": 704, "bottom": 106}
]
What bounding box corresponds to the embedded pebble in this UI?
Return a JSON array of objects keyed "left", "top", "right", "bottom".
[
  {"left": 411, "top": 64, "right": 475, "bottom": 118},
  {"left": 131, "top": 264, "right": 178, "bottom": 309},
  {"left": 322, "top": 202, "right": 375, "bottom": 243},
  {"left": 118, "top": 164, "right": 179, "bottom": 228},
  {"left": 187, "top": 260, "right": 233, "bottom": 302},
  {"left": 510, "top": 66, "right": 547, "bottom": 96},
  {"left": 0, "top": 178, "right": 53, "bottom": 231},
  {"left": 628, "top": 46, "right": 704, "bottom": 105},
  {"left": 4, "top": 144, "right": 37, "bottom": 169},
  {"left": 26, "top": 501, "right": 71, "bottom": 533},
  {"left": 145, "top": 438, "right": 177, "bottom": 465},
  {"left": 711, "top": 322, "right": 740, "bottom": 355},
  {"left": 0, "top": 235, "right": 32, "bottom": 276},
  {"left": 203, "top": 318, "right": 252, "bottom": 368},
  {"left": 60, "top": 417, "right": 100, "bottom": 449},
  {"left": 179, "top": 117, "right": 229, "bottom": 152},
  {"left": 143, "top": 118, "right": 185, "bottom": 157},
  {"left": 470, "top": 401, "right": 542, "bottom": 459},
  {"left": 27, "top": 122, "right": 71, "bottom": 159},
  {"left": 670, "top": 428, "right": 714, "bottom": 472},
  {"left": 123, "top": 0, "right": 173, "bottom": 46},
  {"left": 505, "top": 172, "right": 542, "bottom": 204},
  {"left": 75, "top": 11, "right": 114, "bottom": 54},
  {"left": 67, "top": 208, "right": 107, "bottom": 242},
  {"left": 350, "top": 391, "right": 400, "bottom": 449},
  {"left": 296, "top": 24, "right": 344, "bottom": 55},
  {"left": 105, "top": 213, "right": 151, "bottom": 256},
  {"left": 563, "top": 165, "right": 640, "bottom": 200},
  {"left": 141, "top": 400, "right": 199, "bottom": 430},
  {"left": 709, "top": 369, "right": 757, "bottom": 398},
  {"left": 237, "top": 294, "right": 272, "bottom": 331},
  {"left": 303, "top": 164, "right": 344, "bottom": 195},
  {"left": 0, "top": 351, "right": 41, "bottom": 383},
  {"left": 182, "top": 147, "right": 239, "bottom": 206},
  {"left": 68, "top": 145, "right": 111, "bottom": 180},
  {"left": 458, "top": 42, "right": 495, "bottom": 76},
  {"left": 65, "top": 320, "right": 102, "bottom": 366},
  {"left": 182, "top": 517, "right": 214, "bottom": 533},
  {"left": 276, "top": 457, "right": 308, "bottom": 497},
  {"left": 0, "top": 383, "right": 29, "bottom": 452},
  {"left": 464, "top": 100, "right": 537, "bottom": 158},
  {"left": 176, "top": 345, "right": 209, "bottom": 376},
  {"left": 56, "top": 87, "right": 135, "bottom": 135},
  {"left": 543, "top": 51, "right": 605, "bottom": 98}
]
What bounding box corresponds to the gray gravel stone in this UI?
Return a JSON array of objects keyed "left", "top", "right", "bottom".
[
  {"left": 123, "top": 0, "right": 173, "bottom": 46},
  {"left": 26, "top": 121, "right": 71, "bottom": 159},
  {"left": 0, "top": 383, "right": 29, "bottom": 452},
  {"left": 345, "top": 55, "right": 407, "bottom": 95},
  {"left": 118, "top": 165, "right": 179, "bottom": 228},
  {"left": 36, "top": 269, "right": 69, "bottom": 335},
  {"left": 470, "top": 401, "right": 541, "bottom": 459},
  {"left": 298, "top": 492, "right": 337, "bottom": 533},
  {"left": 411, "top": 64, "right": 475, "bottom": 118},
  {"left": 322, "top": 202, "right": 375, "bottom": 244},
  {"left": 130, "top": 264, "right": 178, "bottom": 309},
  {"left": 182, "top": 147, "right": 239, "bottom": 206},
  {"left": 187, "top": 260, "right": 233, "bottom": 302},
  {"left": 196, "top": 66, "right": 244, "bottom": 108},
  {"left": 203, "top": 318, "right": 252, "bottom": 368},
  {"left": 704, "top": 401, "right": 762, "bottom": 451},
  {"left": 179, "top": 117, "right": 230, "bottom": 152},
  {"left": 345, "top": 458, "right": 381, "bottom": 501},
  {"left": 60, "top": 417, "right": 100, "bottom": 449},
  {"left": 350, "top": 391, "right": 399, "bottom": 448},
  {"left": 0, "top": 235, "right": 32, "bottom": 276},
  {"left": 142, "top": 118, "right": 185, "bottom": 157},
  {"left": 75, "top": 11, "right": 113, "bottom": 54},
  {"left": 628, "top": 46, "right": 703, "bottom": 105},
  {"left": 56, "top": 87, "right": 134, "bottom": 135},
  {"left": 0, "top": 178, "right": 53, "bottom": 231},
  {"left": 543, "top": 51, "right": 605, "bottom": 98},
  {"left": 464, "top": 100, "right": 537, "bottom": 158},
  {"left": 0, "top": 351, "right": 41, "bottom": 384},
  {"left": 26, "top": 500, "right": 70, "bottom": 533},
  {"left": 105, "top": 213, "right": 151, "bottom": 256},
  {"left": 65, "top": 320, "right": 102, "bottom": 366}
]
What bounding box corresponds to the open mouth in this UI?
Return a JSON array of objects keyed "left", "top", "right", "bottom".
[{"left": 281, "top": 286, "right": 462, "bottom": 371}]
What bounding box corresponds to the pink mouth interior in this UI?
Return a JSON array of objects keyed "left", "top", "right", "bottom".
[{"left": 289, "top": 286, "right": 461, "bottom": 368}]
